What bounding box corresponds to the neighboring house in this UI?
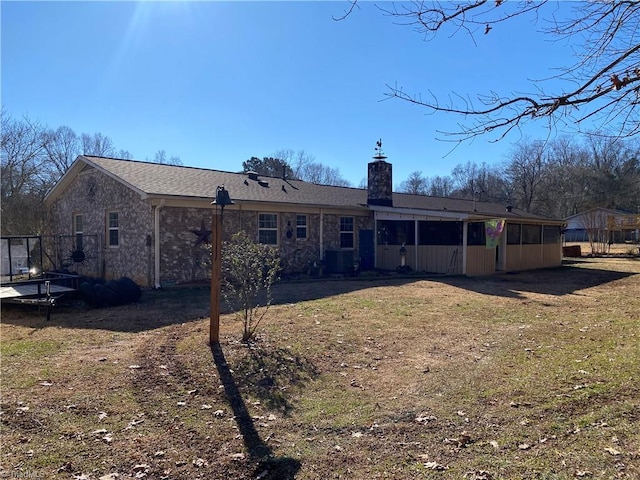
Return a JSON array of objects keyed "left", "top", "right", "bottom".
[
  {"left": 565, "top": 208, "right": 639, "bottom": 243},
  {"left": 44, "top": 155, "right": 565, "bottom": 287}
]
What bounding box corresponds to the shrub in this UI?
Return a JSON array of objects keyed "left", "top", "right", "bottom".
[{"left": 221, "top": 231, "right": 281, "bottom": 342}]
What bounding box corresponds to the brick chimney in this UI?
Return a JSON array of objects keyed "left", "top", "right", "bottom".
[{"left": 367, "top": 140, "right": 392, "bottom": 207}]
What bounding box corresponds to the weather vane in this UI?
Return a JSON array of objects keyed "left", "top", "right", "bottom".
[{"left": 373, "top": 138, "right": 387, "bottom": 160}]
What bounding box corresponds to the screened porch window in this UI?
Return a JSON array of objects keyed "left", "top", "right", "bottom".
[
  {"left": 543, "top": 225, "right": 561, "bottom": 244},
  {"left": 507, "top": 223, "right": 521, "bottom": 245},
  {"left": 467, "top": 222, "right": 486, "bottom": 246},
  {"left": 522, "top": 224, "right": 542, "bottom": 244},
  {"left": 377, "top": 220, "right": 415, "bottom": 245},
  {"left": 418, "top": 221, "right": 462, "bottom": 246}
]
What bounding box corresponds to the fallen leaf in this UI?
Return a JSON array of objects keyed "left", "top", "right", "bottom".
[
  {"left": 605, "top": 447, "right": 621, "bottom": 456},
  {"left": 231, "top": 453, "right": 245, "bottom": 460},
  {"left": 445, "top": 432, "right": 472, "bottom": 448},
  {"left": 415, "top": 414, "right": 437, "bottom": 424},
  {"left": 464, "top": 470, "right": 493, "bottom": 480},
  {"left": 352, "top": 431, "right": 363, "bottom": 438},
  {"left": 489, "top": 440, "right": 499, "bottom": 450},
  {"left": 201, "top": 404, "right": 213, "bottom": 410},
  {"left": 125, "top": 418, "right": 144, "bottom": 429},
  {"left": 132, "top": 464, "right": 149, "bottom": 472},
  {"left": 39, "top": 381, "right": 53, "bottom": 387},
  {"left": 193, "top": 458, "right": 207, "bottom": 467},
  {"left": 99, "top": 474, "right": 119, "bottom": 480},
  {"left": 424, "top": 461, "right": 448, "bottom": 471},
  {"left": 518, "top": 443, "right": 531, "bottom": 450},
  {"left": 575, "top": 470, "right": 592, "bottom": 477},
  {"left": 213, "top": 409, "right": 225, "bottom": 417},
  {"left": 128, "top": 365, "right": 142, "bottom": 370},
  {"left": 98, "top": 412, "right": 108, "bottom": 421}
]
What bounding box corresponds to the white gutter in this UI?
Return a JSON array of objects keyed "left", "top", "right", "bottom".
[
  {"left": 154, "top": 199, "right": 165, "bottom": 289},
  {"left": 371, "top": 205, "right": 469, "bottom": 221}
]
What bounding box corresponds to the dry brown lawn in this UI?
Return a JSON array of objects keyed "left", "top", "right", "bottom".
[{"left": 1, "top": 257, "right": 639, "bottom": 479}]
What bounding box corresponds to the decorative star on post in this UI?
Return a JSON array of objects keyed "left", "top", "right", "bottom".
[{"left": 190, "top": 219, "right": 212, "bottom": 247}]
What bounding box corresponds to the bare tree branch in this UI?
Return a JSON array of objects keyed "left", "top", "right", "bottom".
[{"left": 342, "top": 1, "right": 640, "bottom": 141}]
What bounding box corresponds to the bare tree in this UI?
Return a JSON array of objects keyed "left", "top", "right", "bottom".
[
  {"left": 81, "top": 132, "right": 115, "bottom": 157},
  {"left": 1, "top": 111, "right": 136, "bottom": 234},
  {"left": 117, "top": 149, "right": 133, "bottom": 160},
  {"left": 1, "top": 113, "right": 47, "bottom": 199},
  {"left": 1, "top": 113, "right": 49, "bottom": 234},
  {"left": 43, "top": 125, "right": 79, "bottom": 178},
  {"left": 398, "top": 170, "right": 428, "bottom": 194},
  {"left": 153, "top": 149, "right": 183, "bottom": 166},
  {"left": 504, "top": 140, "right": 548, "bottom": 213},
  {"left": 583, "top": 135, "right": 640, "bottom": 210},
  {"left": 427, "top": 175, "right": 455, "bottom": 197},
  {"left": 344, "top": 1, "right": 640, "bottom": 141},
  {"left": 268, "top": 149, "right": 353, "bottom": 186}
]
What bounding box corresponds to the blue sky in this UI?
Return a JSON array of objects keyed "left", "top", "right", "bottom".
[{"left": 2, "top": 1, "right": 577, "bottom": 187}]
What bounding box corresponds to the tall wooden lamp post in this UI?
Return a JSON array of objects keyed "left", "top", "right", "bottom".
[{"left": 210, "top": 185, "right": 234, "bottom": 345}]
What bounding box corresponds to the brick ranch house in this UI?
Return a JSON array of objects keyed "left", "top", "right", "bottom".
[{"left": 44, "top": 155, "right": 565, "bottom": 287}]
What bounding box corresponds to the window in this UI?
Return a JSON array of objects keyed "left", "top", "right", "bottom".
[
  {"left": 467, "top": 222, "right": 486, "bottom": 246},
  {"left": 107, "top": 211, "right": 119, "bottom": 247},
  {"left": 296, "top": 215, "right": 307, "bottom": 240},
  {"left": 259, "top": 213, "right": 278, "bottom": 245},
  {"left": 377, "top": 220, "right": 415, "bottom": 245},
  {"left": 340, "top": 216, "right": 354, "bottom": 249},
  {"left": 543, "top": 225, "right": 561, "bottom": 244},
  {"left": 522, "top": 224, "right": 542, "bottom": 244},
  {"left": 507, "top": 223, "right": 521, "bottom": 245},
  {"left": 418, "top": 221, "right": 462, "bottom": 246},
  {"left": 73, "top": 214, "right": 83, "bottom": 250}
]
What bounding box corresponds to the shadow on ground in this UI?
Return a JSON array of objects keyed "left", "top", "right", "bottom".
[
  {"left": 212, "top": 343, "right": 302, "bottom": 479},
  {"left": 2, "top": 259, "right": 636, "bottom": 331}
]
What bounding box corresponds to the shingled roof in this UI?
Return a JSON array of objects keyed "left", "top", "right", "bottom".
[{"left": 46, "top": 156, "right": 555, "bottom": 221}]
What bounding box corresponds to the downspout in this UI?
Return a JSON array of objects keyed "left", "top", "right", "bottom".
[
  {"left": 154, "top": 200, "right": 165, "bottom": 289},
  {"left": 319, "top": 208, "right": 324, "bottom": 261},
  {"left": 462, "top": 221, "right": 468, "bottom": 275},
  {"left": 414, "top": 219, "right": 418, "bottom": 269}
]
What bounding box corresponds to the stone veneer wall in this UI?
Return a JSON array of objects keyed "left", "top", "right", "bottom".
[
  {"left": 159, "top": 207, "right": 214, "bottom": 285},
  {"left": 158, "top": 208, "right": 373, "bottom": 283},
  {"left": 367, "top": 160, "right": 393, "bottom": 206},
  {"left": 47, "top": 168, "right": 154, "bottom": 286},
  {"left": 49, "top": 168, "right": 377, "bottom": 287}
]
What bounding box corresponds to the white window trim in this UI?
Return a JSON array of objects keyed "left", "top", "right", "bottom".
[
  {"left": 107, "top": 211, "right": 119, "bottom": 247},
  {"left": 339, "top": 216, "right": 355, "bottom": 249},
  {"left": 296, "top": 214, "right": 308, "bottom": 240},
  {"left": 258, "top": 213, "right": 279, "bottom": 245}
]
